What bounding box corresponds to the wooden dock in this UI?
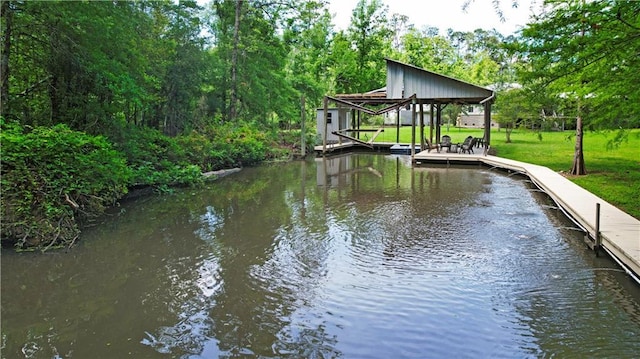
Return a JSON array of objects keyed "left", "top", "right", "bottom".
[
  {"left": 414, "top": 149, "right": 640, "bottom": 281},
  {"left": 314, "top": 141, "right": 397, "bottom": 154},
  {"left": 314, "top": 142, "right": 639, "bottom": 280}
]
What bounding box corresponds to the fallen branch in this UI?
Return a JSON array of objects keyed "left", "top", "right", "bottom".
[
  {"left": 64, "top": 193, "right": 79, "bottom": 210},
  {"left": 67, "top": 234, "right": 79, "bottom": 250}
]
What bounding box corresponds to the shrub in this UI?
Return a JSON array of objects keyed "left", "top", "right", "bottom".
[
  {"left": 197, "top": 121, "right": 269, "bottom": 169},
  {"left": 110, "top": 125, "right": 203, "bottom": 188},
  {"left": 1, "top": 121, "right": 130, "bottom": 250}
]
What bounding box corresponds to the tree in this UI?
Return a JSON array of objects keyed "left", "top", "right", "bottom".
[
  {"left": 208, "top": 0, "right": 296, "bottom": 123},
  {"left": 230, "top": 0, "right": 242, "bottom": 121},
  {"left": 401, "top": 28, "right": 465, "bottom": 76},
  {"left": 149, "top": 0, "right": 208, "bottom": 135},
  {"left": 515, "top": 0, "right": 640, "bottom": 175},
  {"left": 0, "top": 1, "right": 12, "bottom": 118},
  {"left": 283, "top": 1, "right": 333, "bottom": 128},
  {"left": 345, "top": 0, "right": 392, "bottom": 92},
  {"left": 494, "top": 87, "right": 539, "bottom": 143},
  {"left": 327, "top": 31, "right": 359, "bottom": 94}
]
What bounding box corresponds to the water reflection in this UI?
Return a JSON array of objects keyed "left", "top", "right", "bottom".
[{"left": 2, "top": 154, "right": 640, "bottom": 359}]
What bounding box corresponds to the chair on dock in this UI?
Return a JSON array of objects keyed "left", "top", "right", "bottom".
[
  {"left": 439, "top": 135, "right": 452, "bottom": 152},
  {"left": 459, "top": 136, "right": 477, "bottom": 154},
  {"left": 425, "top": 138, "right": 440, "bottom": 152}
]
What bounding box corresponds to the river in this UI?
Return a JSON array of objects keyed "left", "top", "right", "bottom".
[{"left": 2, "top": 154, "right": 639, "bottom": 358}]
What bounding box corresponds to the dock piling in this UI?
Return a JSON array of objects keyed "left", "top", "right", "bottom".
[{"left": 595, "top": 202, "right": 601, "bottom": 256}]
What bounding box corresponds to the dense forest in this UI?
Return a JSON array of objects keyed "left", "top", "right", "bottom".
[{"left": 1, "top": 0, "right": 639, "bottom": 250}]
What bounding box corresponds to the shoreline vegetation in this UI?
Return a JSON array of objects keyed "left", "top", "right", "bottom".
[
  {"left": 0, "top": 120, "right": 307, "bottom": 251},
  {"left": 3, "top": 1, "right": 638, "bottom": 252},
  {"left": 2, "top": 121, "right": 637, "bottom": 252}
]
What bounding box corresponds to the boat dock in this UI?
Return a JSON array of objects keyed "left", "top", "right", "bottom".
[
  {"left": 414, "top": 149, "right": 640, "bottom": 281},
  {"left": 315, "top": 142, "right": 640, "bottom": 281}
]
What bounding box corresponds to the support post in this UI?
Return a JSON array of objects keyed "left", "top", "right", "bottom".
[
  {"left": 301, "top": 95, "right": 306, "bottom": 158},
  {"left": 419, "top": 100, "right": 424, "bottom": 151},
  {"left": 595, "top": 202, "right": 601, "bottom": 256},
  {"left": 351, "top": 109, "right": 356, "bottom": 132},
  {"left": 396, "top": 108, "right": 400, "bottom": 143},
  {"left": 411, "top": 98, "right": 416, "bottom": 161},
  {"left": 484, "top": 101, "right": 492, "bottom": 153},
  {"left": 435, "top": 103, "right": 442, "bottom": 143},
  {"left": 430, "top": 103, "right": 434, "bottom": 144},
  {"left": 338, "top": 107, "right": 342, "bottom": 145},
  {"left": 357, "top": 110, "right": 361, "bottom": 140},
  {"left": 323, "top": 96, "right": 328, "bottom": 154}
]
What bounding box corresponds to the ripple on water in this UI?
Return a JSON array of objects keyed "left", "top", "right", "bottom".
[{"left": 4, "top": 158, "right": 640, "bottom": 359}]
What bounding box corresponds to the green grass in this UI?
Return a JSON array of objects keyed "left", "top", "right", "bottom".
[{"left": 373, "top": 126, "right": 640, "bottom": 219}]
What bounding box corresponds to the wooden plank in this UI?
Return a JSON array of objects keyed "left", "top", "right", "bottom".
[
  {"left": 331, "top": 131, "right": 374, "bottom": 148},
  {"left": 369, "top": 128, "right": 384, "bottom": 143}
]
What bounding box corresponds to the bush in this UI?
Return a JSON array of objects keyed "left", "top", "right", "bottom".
[
  {"left": 110, "top": 125, "right": 203, "bottom": 188},
  {"left": 1, "top": 121, "right": 130, "bottom": 250},
  {"left": 194, "top": 121, "right": 270, "bottom": 169}
]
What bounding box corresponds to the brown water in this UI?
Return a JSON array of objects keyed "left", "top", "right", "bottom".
[{"left": 2, "top": 154, "right": 640, "bottom": 359}]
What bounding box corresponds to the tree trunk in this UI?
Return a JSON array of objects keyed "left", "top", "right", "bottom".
[
  {"left": 0, "top": 1, "right": 12, "bottom": 117},
  {"left": 570, "top": 116, "right": 586, "bottom": 175},
  {"left": 229, "top": 0, "right": 242, "bottom": 121}
]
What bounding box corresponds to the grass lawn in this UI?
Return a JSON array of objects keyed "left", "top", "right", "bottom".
[{"left": 373, "top": 126, "right": 640, "bottom": 219}]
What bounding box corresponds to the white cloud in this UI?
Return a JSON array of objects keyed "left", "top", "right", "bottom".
[{"left": 329, "top": 0, "right": 541, "bottom": 35}]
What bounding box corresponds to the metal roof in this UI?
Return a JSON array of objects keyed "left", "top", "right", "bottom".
[{"left": 385, "top": 59, "right": 494, "bottom": 104}]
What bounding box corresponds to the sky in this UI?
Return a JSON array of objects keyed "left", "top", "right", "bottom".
[{"left": 328, "top": 0, "right": 541, "bottom": 35}]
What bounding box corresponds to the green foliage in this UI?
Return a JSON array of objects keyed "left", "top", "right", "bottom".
[
  {"left": 515, "top": 0, "right": 640, "bottom": 128},
  {"left": 2, "top": 0, "right": 636, "bottom": 249},
  {"left": 109, "top": 124, "right": 203, "bottom": 188},
  {"left": 346, "top": 0, "right": 392, "bottom": 92},
  {"left": 1, "top": 121, "right": 130, "bottom": 249},
  {"left": 493, "top": 87, "right": 541, "bottom": 141},
  {"left": 199, "top": 122, "right": 269, "bottom": 168}
]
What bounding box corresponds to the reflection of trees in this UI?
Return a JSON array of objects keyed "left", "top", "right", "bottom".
[
  {"left": 140, "top": 162, "right": 342, "bottom": 357},
  {"left": 6, "top": 154, "right": 640, "bottom": 358},
  {"left": 1, "top": 190, "right": 215, "bottom": 358}
]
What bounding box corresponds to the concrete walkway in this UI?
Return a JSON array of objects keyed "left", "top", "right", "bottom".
[{"left": 414, "top": 150, "right": 640, "bottom": 280}]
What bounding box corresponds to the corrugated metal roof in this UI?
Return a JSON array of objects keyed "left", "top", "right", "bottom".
[{"left": 385, "top": 59, "right": 494, "bottom": 103}]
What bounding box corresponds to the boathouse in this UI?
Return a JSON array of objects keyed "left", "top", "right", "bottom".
[{"left": 317, "top": 59, "right": 495, "bottom": 157}]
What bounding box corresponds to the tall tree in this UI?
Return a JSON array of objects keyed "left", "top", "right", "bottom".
[
  {"left": 4, "top": 1, "right": 156, "bottom": 131},
  {"left": 516, "top": 0, "right": 640, "bottom": 175},
  {"left": 150, "top": 0, "right": 207, "bottom": 135},
  {"left": 327, "top": 31, "right": 359, "bottom": 94},
  {"left": 230, "top": 0, "right": 242, "bottom": 121},
  {"left": 0, "top": 0, "right": 12, "bottom": 118},
  {"left": 283, "top": 1, "right": 333, "bottom": 126},
  {"left": 346, "top": 0, "right": 392, "bottom": 92},
  {"left": 400, "top": 27, "right": 466, "bottom": 78},
  {"left": 209, "top": 0, "right": 296, "bottom": 124}
]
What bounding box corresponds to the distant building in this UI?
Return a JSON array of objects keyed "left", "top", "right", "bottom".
[
  {"left": 456, "top": 104, "right": 498, "bottom": 129},
  {"left": 384, "top": 105, "right": 432, "bottom": 126}
]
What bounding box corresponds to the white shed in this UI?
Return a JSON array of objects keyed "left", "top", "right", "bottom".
[{"left": 316, "top": 107, "right": 352, "bottom": 144}]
